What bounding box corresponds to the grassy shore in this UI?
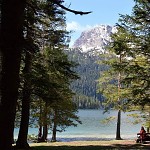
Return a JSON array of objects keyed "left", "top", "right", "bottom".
[{"left": 29, "top": 140, "right": 150, "bottom": 150}]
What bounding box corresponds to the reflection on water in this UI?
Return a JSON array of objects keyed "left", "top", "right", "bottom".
[{"left": 14, "top": 109, "right": 142, "bottom": 141}]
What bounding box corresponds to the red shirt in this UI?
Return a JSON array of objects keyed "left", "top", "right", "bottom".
[{"left": 140, "top": 129, "right": 146, "bottom": 139}]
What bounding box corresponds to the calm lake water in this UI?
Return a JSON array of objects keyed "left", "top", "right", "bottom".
[{"left": 14, "top": 109, "right": 141, "bottom": 141}]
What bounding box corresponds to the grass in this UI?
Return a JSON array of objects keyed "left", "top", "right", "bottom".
[
  {"left": 13, "top": 140, "right": 150, "bottom": 150},
  {"left": 29, "top": 140, "right": 150, "bottom": 150},
  {"left": 32, "top": 145, "right": 150, "bottom": 150}
]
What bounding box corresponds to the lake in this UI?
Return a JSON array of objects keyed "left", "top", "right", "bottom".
[{"left": 14, "top": 109, "right": 142, "bottom": 141}]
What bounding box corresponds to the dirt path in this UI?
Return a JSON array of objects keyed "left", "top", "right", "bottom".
[{"left": 30, "top": 139, "right": 150, "bottom": 147}]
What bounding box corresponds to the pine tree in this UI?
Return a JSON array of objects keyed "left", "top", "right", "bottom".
[
  {"left": 97, "top": 27, "right": 132, "bottom": 140},
  {"left": 16, "top": 1, "right": 36, "bottom": 147},
  {"left": 50, "top": 92, "right": 81, "bottom": 142},
  {"left": 0, "top": 0, "right": 91, "bottom": 148},
  {"left": 98, "top": 0, "right": 150, "bottom": 140},
  {"left": 0, "top": 1, "right": 26, "bottom": 149},
  {"left": 118, "top": 0, "right": 150, "bottom": 106}
]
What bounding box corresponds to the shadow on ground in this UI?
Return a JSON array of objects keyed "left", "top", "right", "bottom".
[{"left": 32, "top": 144, "right": 150, "bottom": 150}]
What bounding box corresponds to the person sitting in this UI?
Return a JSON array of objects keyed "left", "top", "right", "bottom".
[{"left": 140, "top": 126, "right": 146, "bottom": 143}]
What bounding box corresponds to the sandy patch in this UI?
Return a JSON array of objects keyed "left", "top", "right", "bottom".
[{"left": 30, "top": 140, "right": 136, "bottom": 147}]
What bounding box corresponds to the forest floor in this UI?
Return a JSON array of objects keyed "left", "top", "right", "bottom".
[{"left": 30, "top": 140, "right": 150, "bottom": 150}]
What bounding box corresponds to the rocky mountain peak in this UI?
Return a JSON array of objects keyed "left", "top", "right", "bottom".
[{"left": 72, "top": 25, "right": 117, "bottom": 52}]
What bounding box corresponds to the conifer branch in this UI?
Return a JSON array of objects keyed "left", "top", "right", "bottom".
[{"left": 51, "top": 0, "right": 92, "bottom": 15}]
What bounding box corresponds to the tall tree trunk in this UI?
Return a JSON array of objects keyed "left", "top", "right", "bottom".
[
  {"left": 51, "top": 124, "right": 57, "bottom": 142},
  {"left": 41, "top": 102, "right": 48, "bottom": 142},
  {"left": 38, "top": 101, "right": 43, "bottom": 142},
  {"left": 51, "top": 110, "right": 57, "bottom": 142},
  {"left": 42, "top": 125, "right": 48, "bottom": 142},
  {"left": 115, "top": 55, "right": 122, "bottom": 140},
  {"left": 116, "top": 109, "right": 122, "bottom": 140},
  {"left": 16, "top": 50, "right": 32, "bottom": 148},
  {"left": 38, "top": 125, "right": 43, "bottom": 142},
  {"left": 0, "top": 1, "right": 26, "bottom": 149}
]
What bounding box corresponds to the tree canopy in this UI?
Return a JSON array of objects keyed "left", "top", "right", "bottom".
[
  {"left": 0, "top": 1, "right": 91, "bottom": 149},
  {"left": 97, "top": 0, "right": 150, "bottom": 140}
]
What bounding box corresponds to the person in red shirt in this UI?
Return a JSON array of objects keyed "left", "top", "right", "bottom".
[{"left": 140, "top": 126, "right": 146, "bottom": 143}]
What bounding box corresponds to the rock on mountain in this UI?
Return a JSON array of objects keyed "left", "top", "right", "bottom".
[{"left": 72, "top": 25, "right": 117, "bottom": 52}]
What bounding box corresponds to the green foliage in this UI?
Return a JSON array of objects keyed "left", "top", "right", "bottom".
[
  {"left": 72, "top": 94, "right": 101, "bottom": 109},
  {"left": 97, "top": 37, "right": 131, "bottom": 111},
  {"left": 65, "top": 48, "right": 104, "bottom": 109},
  {"left": 100, "top": 116, "right": 116, "bottom": 125},
  {"left": 97, "top": 0, "right": 150, "bottom": 135},
  {"left": 117, "top": 0, "right": 150, "bottom": 106},
  {"left": 97, "top": 0, "right": 150, "bottom": 109},
  {"left": 14, "top": 0, "right": 82, "bottom": 141},
  {"left": 127, "top": 106, "right": 150, "bottom": 131},
  {"left": 127, "top": 113, "right": 143, "bottom": 125},
  {"left": 27, "top": 134, "right": 37, "bottom": 141},
  {"left": 30, "top": 34, "right": 81, "bottom": 140},
  {"left": 50, "top": 99, "right": 82, "bottom": 133}
]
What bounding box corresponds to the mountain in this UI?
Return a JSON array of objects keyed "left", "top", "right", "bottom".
[
  {"left": 72, "top": 25, "right": 117, "bottom": 52},
  {"left": 65, "top": 48, "right": 103, "bottom": 109},
  {"left": 66, "top": 25, "right": 116, "bottom": 109}
]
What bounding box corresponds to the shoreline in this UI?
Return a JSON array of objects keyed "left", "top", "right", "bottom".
[{"left": 48, "top": 137, "right": 135, "bottom": 142}]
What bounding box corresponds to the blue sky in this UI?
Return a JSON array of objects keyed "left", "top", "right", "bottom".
[{"left": 64, "top": 0, "right": 135, "bottom": 46}]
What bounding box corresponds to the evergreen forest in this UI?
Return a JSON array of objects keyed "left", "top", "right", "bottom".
[{"left": 65, "top": 48, "right": 104, "bottom": 109}]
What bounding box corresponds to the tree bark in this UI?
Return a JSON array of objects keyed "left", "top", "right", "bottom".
[
  {"left": 41, "top": 102, "right": 48, "bottom": 142},
  {"left": 0, "top": 0, "right": 26, "bottom": 149},
  {"left": 16, "top": 50, "right": 32, "bottom": 149},
  {"left": 38, "top": 125, "right": 43, "bottom": 142},
  {"left": 116, "top": 109, "right": 122, "bottom": 140},
  {"left": 51, "top": 121, "right": 57, "bottom": 142},
  {"left": 42, "top": 125, "right": 48, "bottom": 142},
  {"left": 38, "top": 100, "right": 43, "bottom": 142},
  {"left": 115, "top": 55, "right": 122, "bottom": 140},
  {"left": 51, "top": 110, "right": 57, "bottom": 142},
  {"left": 51, "top": 124, "right": 57, "bottom": 142}
]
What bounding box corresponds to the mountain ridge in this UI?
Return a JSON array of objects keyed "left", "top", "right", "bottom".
[
  {"left": 66, "top": 25, "right": 117, "bottom": 108},
  {"left": 72, "top": 25, "right": 117, "bottom": 52}
]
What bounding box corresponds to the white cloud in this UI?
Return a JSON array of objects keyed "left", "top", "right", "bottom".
[
  {"left": 66, "top": 21, "right": 80, "bottom": 31},
  {"left": 66, "top": 22, "right": 111, "bottom": 33},
  {"left": 66, "top": 21, "right": 94, "bottom": 32}
]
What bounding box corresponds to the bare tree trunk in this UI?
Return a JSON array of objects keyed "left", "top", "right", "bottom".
[
  {"left": 16, "top": 50, "right": 32, "bottom": 148},
  {"left": 41, "top": 102, "right": 48, "bottom": 142},
  {"left": 51, "top": 110, "right": 57, "bottom": 142},
  {"left": 42, "top": 125, "right": 48, "bottom": 142},
  {"left": 38, "top": 125, "right": 43, "bottom": 142},
  {"left": 115, "top": 55, "right": 122, "bottom": 140},
  {"left": 38, "top": 99, "right": 43, "bottom": 142},
  {"left": 0, "top": 1, "right": 26, "bottom": 149},
  {"left": 116, "top": 109, "right": 122, "bottom": 140},
  {"left": 51, "top": 124, "right": 57, "bottom": 142}
]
